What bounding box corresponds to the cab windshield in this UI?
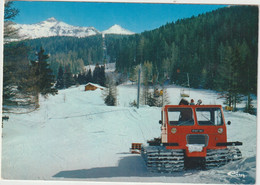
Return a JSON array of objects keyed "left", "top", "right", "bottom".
[
  {"left": 196, "top": 107, "right": 224, "bottom": 126},
  {"left": 168, "top": 108, "right": 194, "bottom": 126}
]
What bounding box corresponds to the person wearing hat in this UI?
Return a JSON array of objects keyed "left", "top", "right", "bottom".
[{"left": 190, "top": 99, "right": 195, "bottom": 105}]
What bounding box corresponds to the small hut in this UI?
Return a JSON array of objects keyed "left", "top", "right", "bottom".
[{"left": 84, "top": 83, "right": 105, "bottom": 91}]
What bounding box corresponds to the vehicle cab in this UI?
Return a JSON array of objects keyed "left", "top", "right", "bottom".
[{"left": 160, "top": 105, "right": 228, "bottom": 157}]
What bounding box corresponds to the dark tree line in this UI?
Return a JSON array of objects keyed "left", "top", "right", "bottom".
[
  {"left": 114, "top": 6, "right": 258, "bottom": 92},
  {"left": 22, "top": 34, "right": 129, "bottom": 77},
  {"left": 111, "top": 6, "right": 258, "bottom": 112},
  {"left": 55, "top": 64, "right": 106, "bottom": 89},
  {"left": 23, "top": 35, "right": 105, "bottom": 76}
]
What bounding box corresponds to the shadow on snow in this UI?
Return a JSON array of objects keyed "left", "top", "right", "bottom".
[
  {"left": 53, "top": 155, "right": 256, "bottom": 184},
  {"left": 52, "top": 155, "right": 189, "bottom": 179}
]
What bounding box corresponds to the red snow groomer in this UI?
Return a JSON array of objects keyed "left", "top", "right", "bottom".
[{"left": 140, "top": 104, "right": 242, "bottom": 172}]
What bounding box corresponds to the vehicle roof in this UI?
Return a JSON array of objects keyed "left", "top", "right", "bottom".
[{"left": 164, "top": 105, "right": 223, "bottom": 108}]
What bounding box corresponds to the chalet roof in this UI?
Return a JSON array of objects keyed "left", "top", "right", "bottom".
[{"left": 85, "top": 82, "right": 106, "bottom": 89}]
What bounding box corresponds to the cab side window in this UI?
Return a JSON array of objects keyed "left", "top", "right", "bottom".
[
  {"left": 168, "top": 108, "right": 194, "bottom": 126},
  {"left": 196, "top": 108, "right": 223, "bottom": 126}
]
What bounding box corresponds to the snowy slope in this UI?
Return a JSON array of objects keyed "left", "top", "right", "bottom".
[
  {"left": 102, "top": 24, "right": 135, "bottom": 35},
  {"left": 1, "top": 84, "right": 257, "bottom": 184}
]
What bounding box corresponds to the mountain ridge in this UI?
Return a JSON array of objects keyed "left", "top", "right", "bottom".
[{"left": 13, "top": 17, "right": 135, "bottom": 40}]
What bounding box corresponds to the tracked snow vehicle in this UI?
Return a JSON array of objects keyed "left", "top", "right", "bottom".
[{"left": 141, "top": 105, "right": 242, "bottom": 172}]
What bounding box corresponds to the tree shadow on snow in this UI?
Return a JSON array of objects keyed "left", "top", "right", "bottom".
[{"left": 53, "top": 155, "right": 189, "bottom": 179}]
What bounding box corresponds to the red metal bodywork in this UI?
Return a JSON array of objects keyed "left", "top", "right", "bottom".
[{"left": 161, "top": 105, "right": 227, "bottom": 158}]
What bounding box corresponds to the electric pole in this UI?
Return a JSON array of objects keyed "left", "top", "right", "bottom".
[{"left": 137, "top": 64, "right": 141, "bottom": 109}]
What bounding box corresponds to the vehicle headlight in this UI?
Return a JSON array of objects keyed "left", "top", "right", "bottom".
[
  {"left": 218, "top": 128, "right": 223, "bottom": 134},
  {"left": 171, "top": 128, "right": 177, "bottom": 134}
]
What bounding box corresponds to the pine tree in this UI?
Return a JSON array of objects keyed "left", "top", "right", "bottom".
[
  {"left": 104, "top": 88, "right": 117, "bottom": 106},
  {"left": 146, "top": 92, "right": 157, "bottom": 107},
  {"left": 3, "top": 43, "right": 29, "bottom": 107},
  {"left": 93, "top": 64, "right": 101, "bottom": 84},
  {"left": 104, "top": 77, "right": 117, "bottom": 106},
  {"left": 157, "top": 87, "right": 170, "bottom": 107},
  {"left": 141, "top": 61, "right": 153, "bottom": 105},
  {"left": 4, "top": 1, "right": 19, "bottom": 43},
  {"left": 230, "top": 45, "right": 242, "bottom": 111},
  {"left": 3, "top": 60, "right": 17, "bottom": 107},
  {"left": 30, "top": 47, "right": 58, "bottom": 107},
  {"left": 64, "top": 64, "right": 75, "bottom": 88},
  {"left": 86, "top": 69, "right": 93, "bottom": 83},
  {"left": 32, "top": 47, "right": 58, "bottom": 96},
  {"left": 92, "top": 64, "right": 106, "bottom": 86},
  {"left": 244, "top": 94, "right": 255, "bottom": 114},
  {"left": 129, "top": 65, "right": 139, "bottom": 83},
  {"left": 55, "top": 65, "right": 64, "bottom": 89},
  {"left": 3, "top": 2, "right": 22, "bottom": 110},
  {"left": 215, "top": 45, "right": 234, "bottom": 107},
  {"left": 77, "top": 73, "right": 84, "bottom": 85},
  {"left": 99, "top": 65, "right": 106, "bottom": 86}
]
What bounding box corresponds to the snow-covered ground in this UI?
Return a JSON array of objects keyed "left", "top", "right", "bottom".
[{"left": 1, "top": 84, "right": 257, "bottom": 184}]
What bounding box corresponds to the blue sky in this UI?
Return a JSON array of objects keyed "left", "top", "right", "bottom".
[{"left": 13, "top": 2, "right": 226, "bottom": 33}]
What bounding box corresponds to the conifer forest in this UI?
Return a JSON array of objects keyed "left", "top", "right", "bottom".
[{"left": 3, "top": 4, "right": 259, "bottom": 113}]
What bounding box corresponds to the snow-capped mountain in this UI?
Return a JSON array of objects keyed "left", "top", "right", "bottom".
[
  {"left": 12, "top": 17, "right": 135, "bottom": 40},
  {"left": 102, "top": 24, "right": 135, "bottom": 35},
  {"left": 13, "top": 17, "right": 100, "bottom": 40}
]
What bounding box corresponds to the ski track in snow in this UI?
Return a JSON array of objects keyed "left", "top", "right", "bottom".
[{"left": 1, "top": 84, "right": 257, "bottom": 184}]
